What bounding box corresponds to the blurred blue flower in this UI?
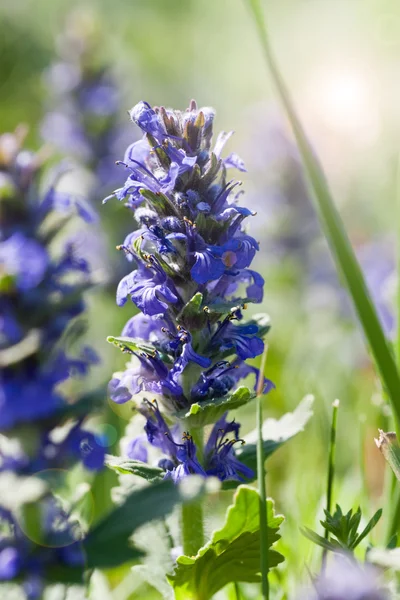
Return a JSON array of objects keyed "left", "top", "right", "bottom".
[
  {"left": 305, "top": 556, "right": 387, "bottom": 600},
  {"left": 0, "top": 130, "right": 104, "bottom": 594}
]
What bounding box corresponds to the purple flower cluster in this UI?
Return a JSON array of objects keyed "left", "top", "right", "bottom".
[
  {"left": 125, "top": 400, "right": 254, "bottom": 483},
  {"left": 0, "top": 130, "right": 104, "bottom": 596},
  {"left": 108, "top": 100, "right": 272, "bottom": 483}
]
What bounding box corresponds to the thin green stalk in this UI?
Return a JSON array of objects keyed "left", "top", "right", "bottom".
[
  {"left": 322, "top": 400, "right": 339, "bottom": 568},
  {"left": 256, "top": 345, "right": 270, "bottom": 600},
  {"left": 233, "top": 582, "right": 242, "bottom": 600},
  {"left": 181, "top": 428, "right": 205, "bottom": 556},
  {"left": 396, "top": 152, "right": 400, "bottom": 367},
  {"left": 387, "top": 153, "right": 400, "bottom": 543}
]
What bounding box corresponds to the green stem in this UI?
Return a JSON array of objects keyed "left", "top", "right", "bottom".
[
  {"left": 387, "top": 153, "right": 400, "bottom": 544},
  {"left": 256, "top": 346, "right": 269, "bottom": 600},
  {"left": 322, "top": 400, "right": 339, "bottom": 568},
  {"left": 181, "top": 428, "right": 205, "bottom": 556},
  {"left": 396, "top": 153, "right": 400, "bottom": 368},
  {"left": 233, "top": 582, "right": 241, "bottom": 600}
]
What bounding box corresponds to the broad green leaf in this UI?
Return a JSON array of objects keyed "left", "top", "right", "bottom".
[
  {"left": 45, "top": 565, "right": 85, "bottom": 585},
  {"left": 84, "top": 479, "right": 181, "bottom": 569},
  {"left": 177, "top": 386, "right": 255, "bottom": 428},
  {"left": 105, "top": 454, "right": 164, "bottom": 482},
  {"left": 106, "top": 335, "right": 155, "bottom": 355},
  {"left": 132, "top": 520, "right": 176, "bottom": 600},
  {"left": 167, "top": 485, "right": 284, "bottom": 600},
  {"left": 375, "top": 430, "right": 400, "bottom": 482},
  {"left": 246, "top": 0, "right": 400, "bottom": 425},
  {"left": 235, "top": 395, "right": 314, "bottom": 476}
]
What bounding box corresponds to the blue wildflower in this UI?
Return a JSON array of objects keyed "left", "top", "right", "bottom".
[
  {"left": 108, "top": 100, "right": 273, "bottom": 484},
  {"left": 128, "top": 402, "right": 252, "bottom": 483},
  {"left": 116, "top": 257, "right": 180, "bottom": 314},
  {"left": 204, "top": 414, "right": 254, "bottom": 481}
]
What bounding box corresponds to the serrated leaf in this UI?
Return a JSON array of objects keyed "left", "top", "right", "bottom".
[
  {"left": 177, "top": 386, "right": 255, "bottom": 427},
  {"left": 84, "top": 479, "right": 181, "bottom": 569},
  {"left": 167, "top": 485, "right": 284, "bottom": 600},
  {"left": 105, "top": 455, "right": 164, "bottom": 482},
  {"left": 235, "top": 395, "right": 314, "bottom": 476}
]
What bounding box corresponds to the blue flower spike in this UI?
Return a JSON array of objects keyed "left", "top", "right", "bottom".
[{"left": 108, "top": 100, "right": 273, "bottom": 484}]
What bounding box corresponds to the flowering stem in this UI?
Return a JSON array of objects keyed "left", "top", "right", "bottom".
[
  {"left": 181, "top": 428, "right": 205, "bottom": 556},
  {"left": 256, "top": 345, "right": 269, "bottom": 600},
  {"left": 322, "top": 399, "right": 339, "bottom": 568}
]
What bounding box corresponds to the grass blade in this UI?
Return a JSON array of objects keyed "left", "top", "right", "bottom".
[
  {"left": 245, "top": 0, "right": 400, "bottom": 426},
  {"left": 322, "top": 400, "right": 339, "bottom": 567},
  {"left": 256, "top": 344, "right": 270, "bottom": 599}
]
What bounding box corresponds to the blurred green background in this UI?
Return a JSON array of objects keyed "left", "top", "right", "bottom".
[{"left": 2, "top": 0, "right": 399, "bottom": 597}]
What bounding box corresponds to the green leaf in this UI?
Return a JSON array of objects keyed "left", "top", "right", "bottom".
[
  {"left": 203, "top": 299, "right": 251, "bottom": 326},
  {"left": 106, "top": 335, "right": 156, "bottom": 355},
  {"left": 306, "top": 504, "right": 382, "bottom": 554},
  {"left": 177, "top": 386, "right": 255, "bottom": 428},
  {"left": 84, "top": 479, "right": 181, "bottom": 569},
  {"left": 45, "top": 565, "right": 84, "bottom": 585},
  {"left": 246, "top": 0, "right": 400, "bottom": 424},
  {"left": 167, "top": 485, "right": 284, "bottom": 600},
  {"left": 105, "top": 454, "right": 164, "bottom": 482},
  {"left": 140, "top": 188, "right": 179, "bottom": 218},
  {"left": 177, "top": 292, "right": 208, "bottom": 330},
  {"left": 375, "top": 430, "right": 400, "bottom": 482},
  {"left": 300, "top": 527, "right": 341, "bottom": 552},
  {"left": 235, "top": 395, "right": 314, "bottom": 477},
  {"left": 352, "top": 508, "right": 382, "bottom": 549}
]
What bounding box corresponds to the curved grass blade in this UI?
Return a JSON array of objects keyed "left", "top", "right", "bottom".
[{"left": 245, "top": 0, "right": 400, "bottom": 426}]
